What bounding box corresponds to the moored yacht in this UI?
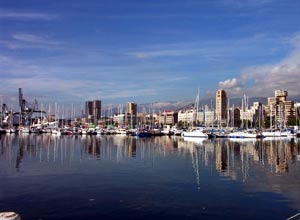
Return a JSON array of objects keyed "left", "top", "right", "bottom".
[
  {"left": 279, "top": 129, "right": 297, "bottom": 137},
  {"left": 150, "top": 128, "right": 163, "bottom": 136},
  {"left": 19, "top": 127, "right": 30, "bottom": 134},
  {"left": 262, "top": 130, "right": 283, "bottom": 137},
  {"left": 227, "top": 130, "right": 258, "bottom": 138},
  {"left": 5, "top": 128, "right": 17, "bottom": 134},
  {"left": 52, "top": 129, "right": 61, "bottom": 136},
  {"left": 181, "top": 128, "right": 208, "bottom": 138},
  {"left": 161, "top": 125, "right": 173, "bottom": 135},
  {"left": 134, "top": 129, "right": 152, "bottom": 137}
]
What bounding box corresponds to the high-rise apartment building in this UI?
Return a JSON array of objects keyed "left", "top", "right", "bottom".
[
  {"left": 126, "top": 102, "right": 137, "bottom": 116},
  {"left": 85, "top": 100, "right": 101, "bottom": 124},
  {"left": 266, "top": 90, "right": 295, "bottom": 127},
  {"left": 159, "top": 110, "right": 178, "bottom": 125},
  {"left": 216, "top": 89, "right": 227, "bottom": 124},
  {"left": 126, "top": 102, "right": 137, "bottom": 127},
  {"left": 178, "top": 109, "right": 195, "bottom": 126}
]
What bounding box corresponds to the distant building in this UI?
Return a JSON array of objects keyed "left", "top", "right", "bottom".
[
  {"left": 296, "top": 102, "right": 300, "bottom": 119},
  {"left": 158, "top": 110, "right": 178, "bottom": 126},
  {"left": 198, "top": 106, "right": 215, "bottom": 126},
  {"left": 203, "top": 110, "right": 215, "bottom": 126},
  {"left": 126, "top": 102, "right": 137, "bottom": 127},
  {"left": 143, "top": 113, "right": 159, "bottom": 126},
  {"left": 179, "top": 106, "right": 215, "bottom": 127},
  {"left": 85, "top": 100, "right": 101, "bottom": 124},
  {"left": 126, "top": 102, "right": 137, "bottom": 116},
  {"left": 266, "top": 90, "right": 295, "bottom": 127},
  {"left": 216, "top": 89, "right": 227, "bottom": 125},
  {"left": 178, "top": 109, "right": 195, "bottom": 126},
  {"left": 240, "top": 102, "right": 263, "bottom": 127}
]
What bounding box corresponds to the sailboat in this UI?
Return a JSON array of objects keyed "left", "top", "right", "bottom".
[
  {"left": 5, "top": 110, "right": 16, "bottom": 134},
  {"left": 227, "top": 95, "right": 258, "bottom": 138},
  {"left": 181, "top": 88, "right": 208, "bottom": 139},
  {"left": 227, "top": 130, "right": 257, "bottom": 138},
  {"left": 52, "top": 103, "right": 61, "bottom": 136},
  {"left": 262, "top": 104, "right": 284, "bottom": 137}
]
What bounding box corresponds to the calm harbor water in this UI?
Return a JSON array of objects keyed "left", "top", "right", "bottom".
[{"left": 0, "top": 134, "right": 300, "bottom": 220}]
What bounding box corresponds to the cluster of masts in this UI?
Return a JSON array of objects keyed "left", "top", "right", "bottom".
[
  {"left": 1, "top": 88, "right": 300, "bottom": 138},
  {"left": 1, "top": 121, "right": 300, "bottom": 139}
]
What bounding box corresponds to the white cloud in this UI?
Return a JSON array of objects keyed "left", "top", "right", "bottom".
[
  {"left": 219, "top": 78, "right": 239, "bottom": 89},
  {"left": 12, "top": 34, "right": 59, "bottom": 45},
  {"left": 0, "top": 11, "right": 58, "bottom": 20},
  {"left": 218, "top": 33, "right": 300, "bottom": 97},
  {"left": 0, "top": 34, "right": 62, "bottom": 50},
  {"left": 218, "top": 78, "right": 245, "bottom": 95}
]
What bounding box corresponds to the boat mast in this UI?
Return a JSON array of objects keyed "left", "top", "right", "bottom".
[
  {"left": 270, "top": 104, "right": 272, "bottom": 129},
  {"left": 194, "top": 88, "right": 199, "bottom": 127},
  {"left": 232, "top": 104, "right": 235, "bottom": 128},
  {"left": 227, "top": 98, "right": 230, "bottom": 128},
  {"left": 245, "top": 95, "right": 248, "bottom": 130},
  {"left": 241, "top": 98, "right": 244, "bottom": 129},
  {"left": 296, "top": 105, "right": 299, "bottom": 127}
]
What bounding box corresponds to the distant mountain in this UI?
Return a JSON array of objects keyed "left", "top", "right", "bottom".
[
  {"left": 135, "top": 95, "right": 300, "bottom": 112},
  {"left": 136, "top": 97, "right": 268, "bottom": 112},
  {"left": 138, "top": 100, "right": 194, "bottom": 112},
  {"left": 102, "top": 95, "right": 300, "bottom": 115}
]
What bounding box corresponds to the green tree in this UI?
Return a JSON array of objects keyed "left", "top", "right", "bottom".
[
  {"left": 178, "top": 120, "right": 183, "bottom": 129},
  {"left": 264, "top": 117, "right": 270, "bottom": 129},
  {"left": 287, "top": 118, "right": 300, "bottom": 126}
]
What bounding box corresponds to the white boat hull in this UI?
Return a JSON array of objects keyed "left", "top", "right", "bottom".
[
  {"left": 182, "top": 130, "right": 208, "bottom": 138},
  {"left": 262, "top": 131, "right": 283, "bottom": 137},
  {"left": 227, "top": 131, "right": 257, "bottom": 138}
]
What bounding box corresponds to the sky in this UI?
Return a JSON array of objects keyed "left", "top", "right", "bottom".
[{"left": 1, "top": 0, "right": 300, "bottom": 109}]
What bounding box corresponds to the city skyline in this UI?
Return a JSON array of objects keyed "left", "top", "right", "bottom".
[{"left": 1, "top": 0, "right": 300, "bottom": 106}]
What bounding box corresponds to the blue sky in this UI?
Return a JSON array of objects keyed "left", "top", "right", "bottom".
[{"left": 0, "top": 0, "right": 300, "bottom": 108}]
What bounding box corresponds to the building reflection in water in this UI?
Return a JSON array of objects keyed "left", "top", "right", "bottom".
[
  {"left": 0, "top": 135, "right": 299, "bottom": 177},
  {"left": 1, "top": 134, "right": 300, "bottom": 211}
]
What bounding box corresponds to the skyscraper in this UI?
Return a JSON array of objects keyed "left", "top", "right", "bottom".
[
  {"left": 216, "top": 89, "right": 227, "bottom": 124},
  {"left": 266, "top": 90, "right": 295, "bottom": 127},
  {"left": 126, "top": 102, "right": 137, "bottom": 127},
  {"left": 85, "top": 100, "right": 101, "bottom": 124},
  {"left": 126, "top": 102, "right": 137, "bottom": 116}
]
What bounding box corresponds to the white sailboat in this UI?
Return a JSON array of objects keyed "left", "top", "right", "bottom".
[
  {"left": 181, "top": 89, "right": 208, "bottom": 139},
  {"left": 227, "top": 130, "right": 257, "bottom": 138},
  {"left": 52, "top": 128, "right": 61, "bottom": 136},
  {"left": 262, "top": 104, "right": 281, "bottom": 137},
  {"left": 19, "top": 127, "right": 30, "bottom": 134},
  {"left": 182, "top": 128, "right": 208, "bottom": 138},
  {"left": 52, "top": 103, "right": 61, "bottom": 136}
]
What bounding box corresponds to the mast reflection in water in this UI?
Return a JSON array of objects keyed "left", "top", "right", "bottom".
[{"left": 0, "top": 134, "right": 300, "bottom": 220}]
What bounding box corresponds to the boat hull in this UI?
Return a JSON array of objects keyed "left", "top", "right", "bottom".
[
  {"left": 227, "top": 131, "right": 257, "bottom": 138},
  {"left": 182, "top": 130, "right": 208, "bottom": 138}
]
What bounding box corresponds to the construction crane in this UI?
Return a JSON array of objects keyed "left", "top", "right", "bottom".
[{"left": 18, "top": 88, "right": 46, "bottom": 126}]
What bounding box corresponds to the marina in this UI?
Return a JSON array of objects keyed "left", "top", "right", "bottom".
[
  {"left": 1, "top": 1, "right": 300, "bottom": 219},
  {"left": 0, "top": 134, "right": 300, "bottom": 220},
  {"left": 1, "top": 88, "right": 299, "bottom": 140}
]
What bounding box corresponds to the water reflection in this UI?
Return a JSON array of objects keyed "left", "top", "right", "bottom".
[
  {"left": 1, "top": 134, "right": 300, "bottom": 218},
  {"left": 1, "top": 136, "right": 300, "bottom": 187},
  {"left": 1, "top": 135, "right": 299, "bottom": 175}
]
